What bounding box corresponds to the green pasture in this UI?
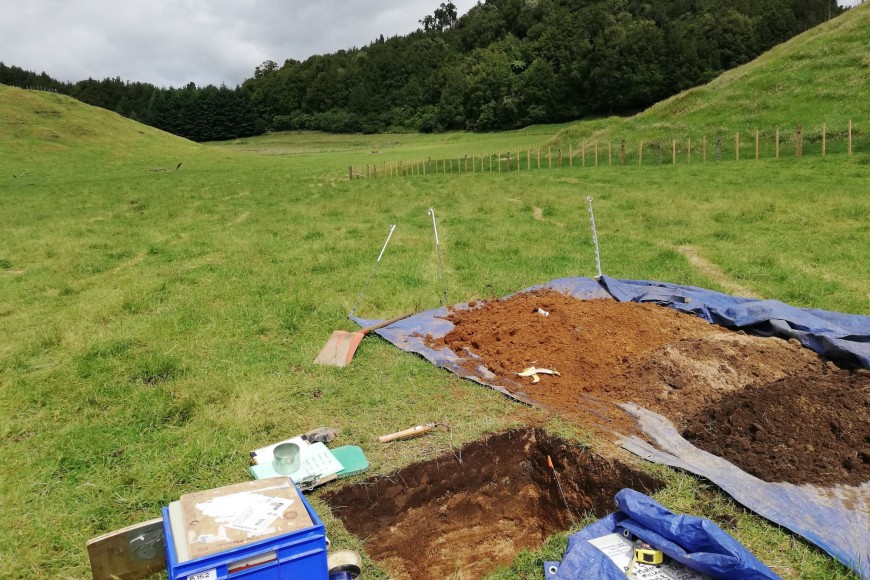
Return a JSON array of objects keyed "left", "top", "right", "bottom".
[
  {"left": 559, "top": 4, "right": 870, "bottom": 156},
  {"left": 2, "top": 86, "right": 868, "bottom": 579}
]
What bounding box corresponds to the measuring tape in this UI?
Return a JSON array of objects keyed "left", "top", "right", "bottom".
[{"left": 632, "top": 540, "right": 664, "bottom": 566}]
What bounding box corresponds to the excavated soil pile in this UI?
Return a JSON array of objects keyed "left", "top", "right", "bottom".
[
  {"left": 432, "top": 289, "right": 828, "bottom": 434},
  {"left": 683, "top": 369, "right": 870, "bottom": 486},
  {"left": 322, "top": 428, "right": 663, "bottom": 580},
  {"left": 428, "top": 289, "right": 870, "bottom": 486}
]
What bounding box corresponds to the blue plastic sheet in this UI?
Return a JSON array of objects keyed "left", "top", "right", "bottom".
[
  {"left": 618, "top": 404, "right": 870, "bottom": 579},
  {"left": 545, "top": 489, "right": 781, "bottom": 579},
  {"left": 352, "top": 276, "right": 870, "bottom": 577},
  {"left": 599, "top": 276, "right": 870, "bottom": 369}
]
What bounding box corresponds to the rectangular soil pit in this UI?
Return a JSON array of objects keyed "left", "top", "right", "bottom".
[{"left": 322, "top": 427, "right": 663, "bottom": 580}]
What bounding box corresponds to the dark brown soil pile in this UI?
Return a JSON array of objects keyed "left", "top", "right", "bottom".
[
  {"left": 683, "top": 370, "right": 870, "bottom": 486},
  {"left": 428, "top": 289, "right": 870, "bottom": 486},
  {"left": 322, "top": 428, "right": 663, "bottom": 580},
  {"left": 432, "top": 289, "right": 828, "bottom": 433}
]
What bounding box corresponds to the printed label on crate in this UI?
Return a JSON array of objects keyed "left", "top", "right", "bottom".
[
  {"left": 186, "top": 569, "right": 217, "bottom": 580},
  {"left": 178, "top": 477, "right": 313, "bottom": 560},
  {"left": 196, "top": 492, "right": 293, "bottom": 535}
]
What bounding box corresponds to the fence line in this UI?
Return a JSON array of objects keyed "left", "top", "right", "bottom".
[
  {"left": 347, "top": 121, "right": 860, "bottom": 179},
  {"left": 10, "top": 85, "right": 60, "bottom": 93}
]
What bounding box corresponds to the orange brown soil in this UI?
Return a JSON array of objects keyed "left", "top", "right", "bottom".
[{"left": 430, "top": 289, "right": 867, "bottom": 486}]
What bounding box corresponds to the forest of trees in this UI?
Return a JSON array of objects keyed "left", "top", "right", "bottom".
[
  {"left": 1, "top": 0, "right": 844, "bottom": 140},
  {"left": 0, "top": 64, "right": 260, "bottom": 142}
]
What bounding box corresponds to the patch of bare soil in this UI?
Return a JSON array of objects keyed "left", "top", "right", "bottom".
[
  {"left": 683, "top": 370, "right": 870, "bottom": 486},
  {"left": 428, "top": 289, "right": 866, "bottom": 486},
  {"left": 322, "top": 428, "right": 663, "bottom": 580}
]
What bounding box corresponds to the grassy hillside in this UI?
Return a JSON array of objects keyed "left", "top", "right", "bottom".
[
  {"left": 0, "top": 16, "right": 867, "bottom": 580},
  {"left": 0, "top": 84, "right": 210, "bottom": 174},
  {"left": 559, "top": 3, "right": 870, "bottom": 149}
]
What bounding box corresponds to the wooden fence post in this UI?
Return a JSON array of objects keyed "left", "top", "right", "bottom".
[
  {"left": 569, "top": 144, "right": 573, "bottom": 168},
  {"left": 516, "top": 151, "right": 520, "bottom": 171},
  {"left": 527, "top": 148, "right": 531, "bottom": 170},
  {"left": 735, "top": 132, "right": 740, "bottom": 161},
  {"left": 755, "top": 130, "right": 759, "bottom": 160},
  {"left": 822, "top": 123, "right": 826, "bottom": 157},
  {"left": 776, "top": 127, "right": 780, "bottom": 159},
  {"left": 558, "top": 148, "right": 563, "bottom": 168},
  {"left": 687, "top": 138, "right": 691, "bottom": 164},
  {"left": 507, "top": 152, "right": 511, "bottom": 173},
  {"left": 848, "top": 120, "right": 852, "bottom": 154},
  {"left": 672, "top": 139, "right": 676, "bottom": 165},
  {"left": 620, "top": 141, "right": 625, "bottom": 165},
  {"left": 349, "top": 166, "right": 354, "bottom": 180},
  {"left": 548, "top": 147, "right": 552, "bottom": 169},
  {"left": 537, "top": 147, "right": 541, "bottom": 169},
  {"left": 796, "top": 126, "right": 803, "bottom": 158}
]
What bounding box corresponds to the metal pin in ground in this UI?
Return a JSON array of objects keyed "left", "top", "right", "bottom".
[{"left": 547, "top": 454, "right": 577, "bottom": 526}]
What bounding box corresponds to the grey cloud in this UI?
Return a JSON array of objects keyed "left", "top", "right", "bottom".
[{"left": 1, "top": 0, "right": 476, "bottom": 87}]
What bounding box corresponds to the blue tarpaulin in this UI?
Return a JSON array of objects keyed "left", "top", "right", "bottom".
[
  {"left": 352, "top": 276, "right": 870, "bottom": 578},
  {"left": 598, "top": 276, "right": 870, "bottom": 369},
  {"left": 617, "top": 404, "right": 870, "bottom": 580},
  {"left": 544, "top": 488, "right": 781, "bottom": 579}
]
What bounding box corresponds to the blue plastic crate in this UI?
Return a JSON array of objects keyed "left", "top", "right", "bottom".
[{"left": 162, "top": 485, "right": 328, "bottom": 580}]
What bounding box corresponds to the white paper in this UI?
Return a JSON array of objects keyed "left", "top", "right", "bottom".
[
  {"left": 587, "top": 533, "right": 711, "bottom": 579},
  {"left": 292, "top": 441, "right": 344, "bottom": 480},
  {"left": 195, "top": 492, "right": 293, "bottom": 534},
  {"left": 588, "top": 533, "right": 635, "bottom": 572},
  {"left": 251, "top": 437, "right": 344, "bottom": 481},
  {"left": 250, "top": 436, "right": 310, "bottom": 465}
]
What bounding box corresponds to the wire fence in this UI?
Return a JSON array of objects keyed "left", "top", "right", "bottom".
[
  {"left": 348, "top": 122, "right": 861, "bottom": 179},
  {"left": 9, "top": 85, "right": 60, "bottom": 93}
]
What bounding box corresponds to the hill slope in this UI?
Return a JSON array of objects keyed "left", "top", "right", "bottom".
[
  {"left": 560, "top": 3, "right": 870, "bottom": 146},
  {"left": 0, "top": 84, "right": 206, "bottom": 169}
]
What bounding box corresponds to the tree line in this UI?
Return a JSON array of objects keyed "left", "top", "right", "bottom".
[
  {"left": 0, "top": 64, "right": 259, "bottom": 142},
  {"left": 1, "top": 0, "right": 844, "bottom": 140}
]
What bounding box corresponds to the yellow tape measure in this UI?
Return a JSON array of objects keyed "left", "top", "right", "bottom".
[{"left": 632, "top": 541, "right": 664, "bottom": 566}]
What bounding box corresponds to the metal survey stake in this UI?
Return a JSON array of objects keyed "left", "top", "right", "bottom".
[
  {"left": 586, "top": 196, "right": 603, "bottom": 279},
  {"left": 348, "top": 224, "right": 396, "bottom": 318},
  {"left": 548, "top": 455, "right": 577, "bottom": 526},
  {"left": 428, "top": 208, "right": 448, "bottom": 306}
]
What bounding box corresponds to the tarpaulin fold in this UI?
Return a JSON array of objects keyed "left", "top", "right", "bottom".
[
  {"left": 598, "top": 276, "right": 870, "bottom": 368},
  {"left": 618, "top": 404, "right": 870, "bottom": 579},
  {"left": 545, "top": 488, "right": 781, "bottom": 579}
]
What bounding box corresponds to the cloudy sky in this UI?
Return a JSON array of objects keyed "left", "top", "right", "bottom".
[
  {"left": 0, "top": 0, "right": 862, "bottom": 88},
  {"left": 1, "top": 0, "right": 477, "bottom": 88}
]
